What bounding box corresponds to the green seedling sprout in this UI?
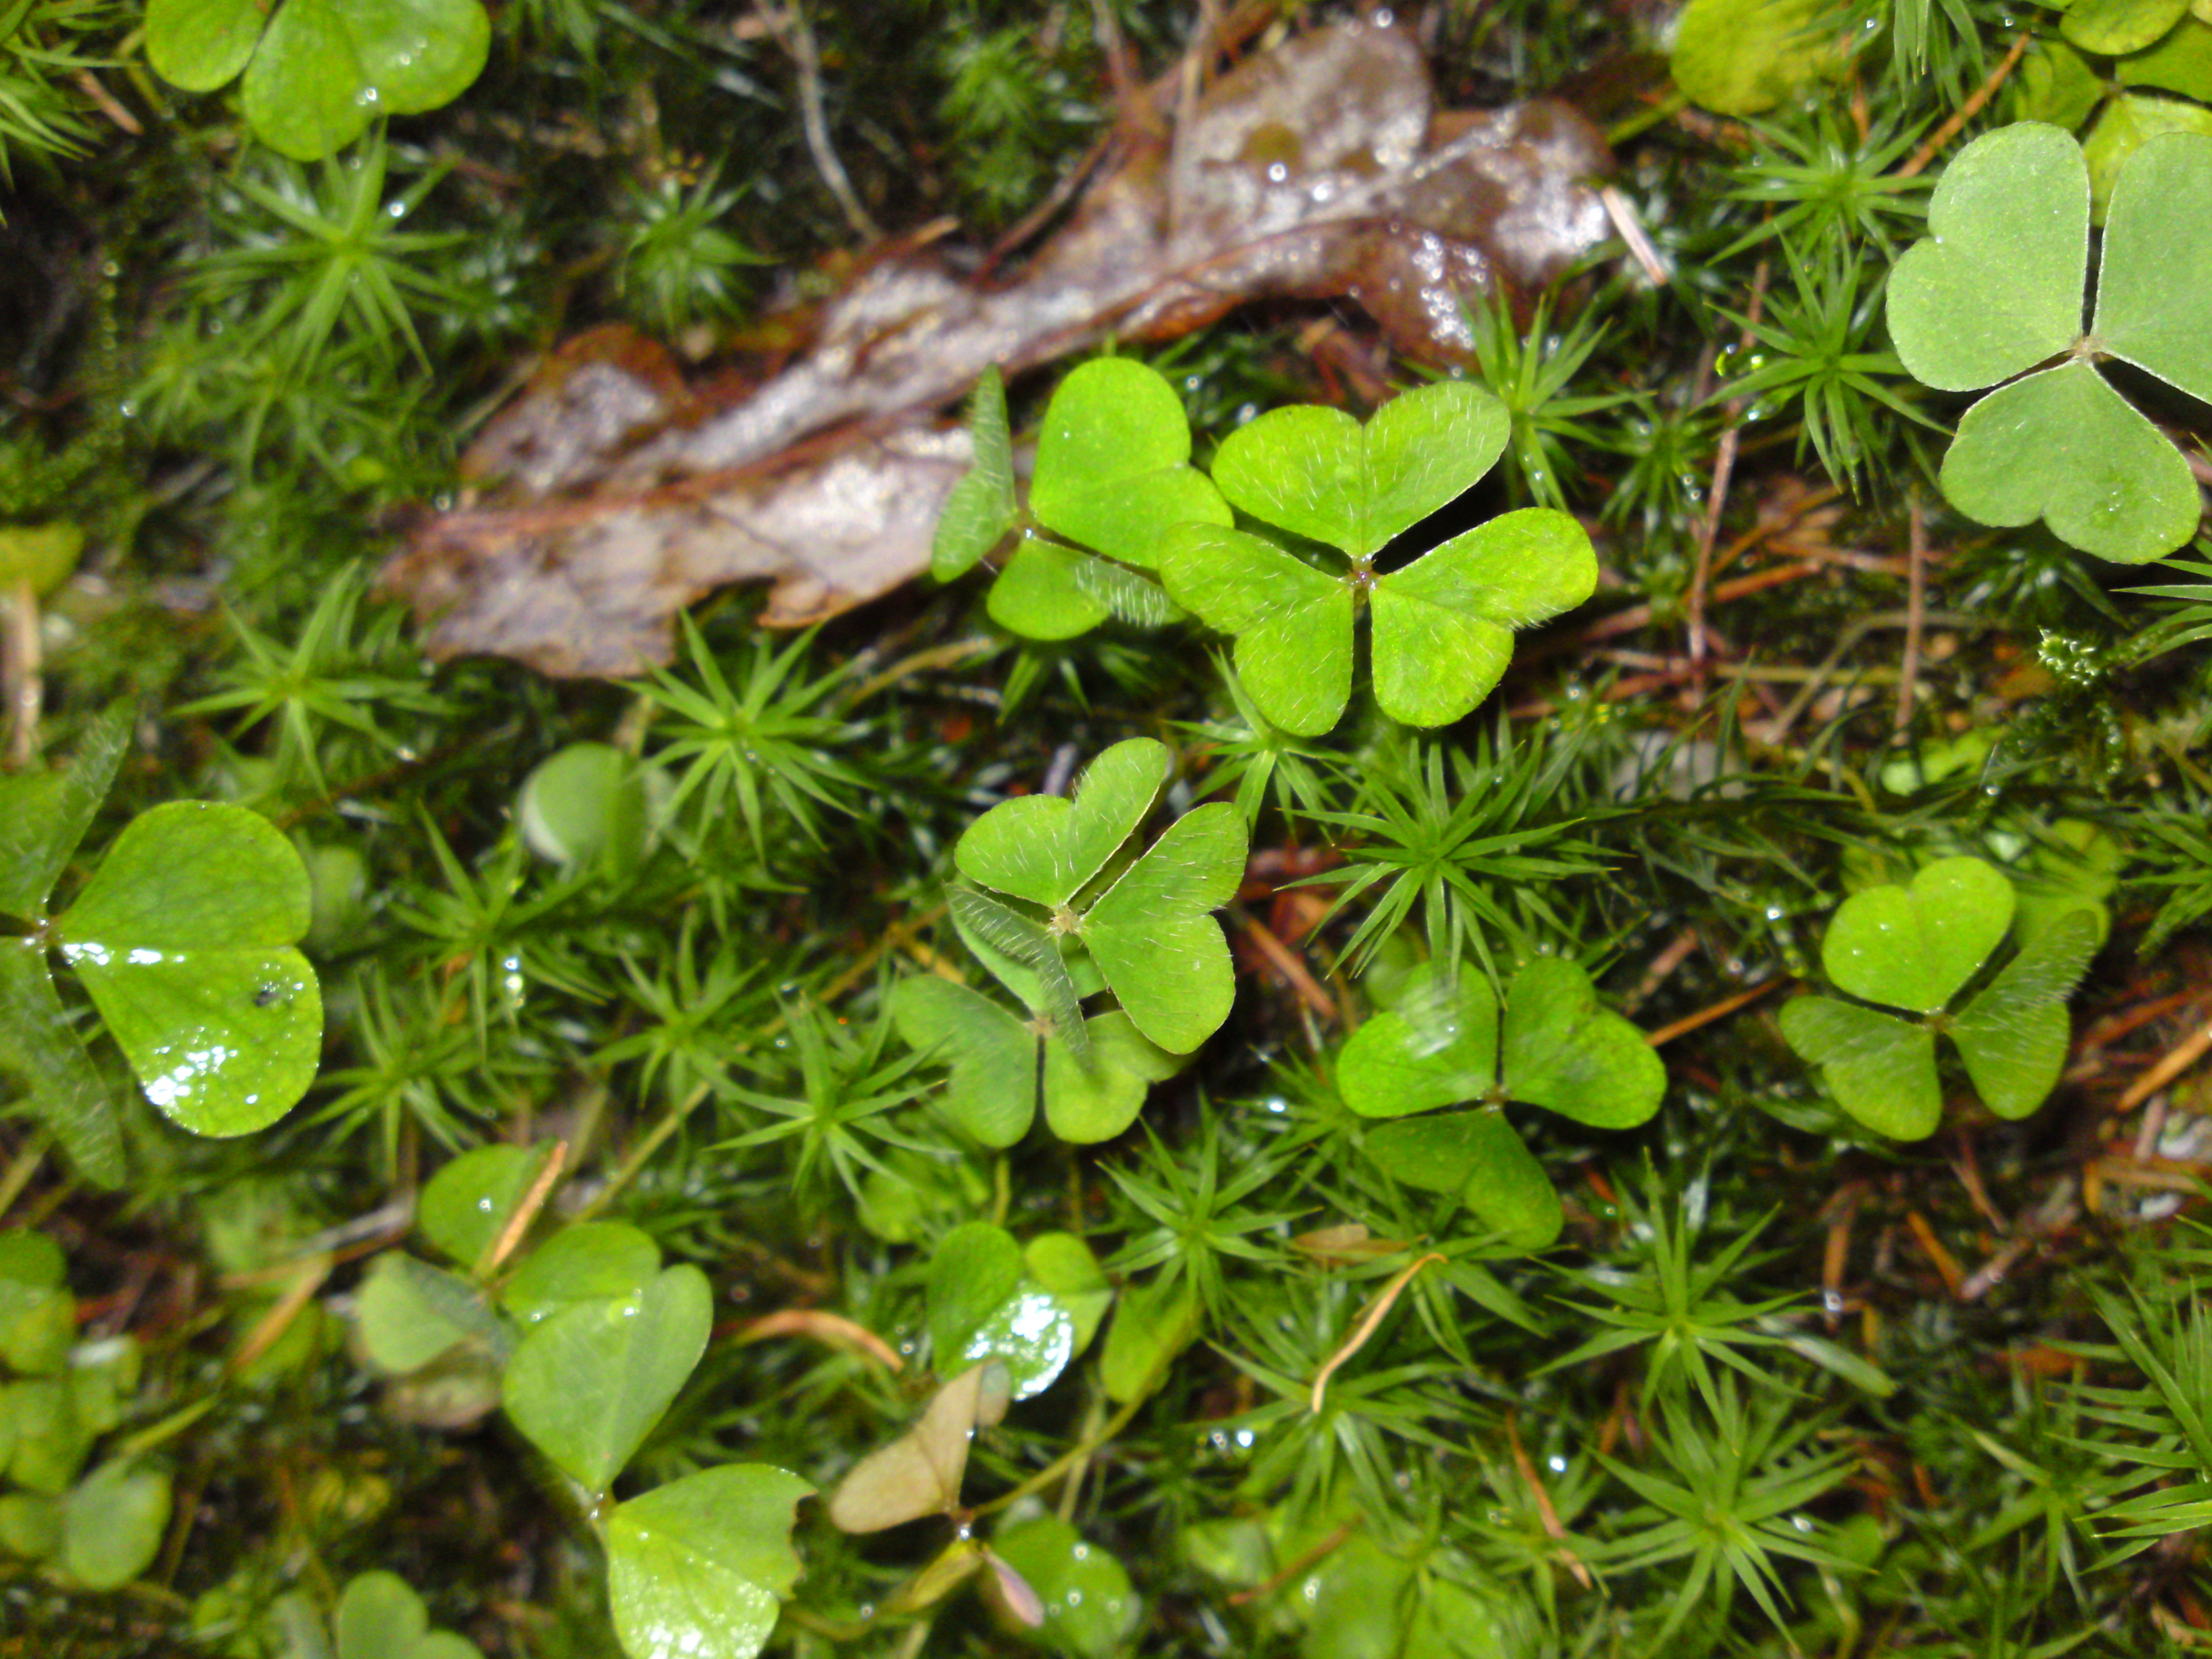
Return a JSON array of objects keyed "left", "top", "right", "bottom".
[
  {"left": 1887, "top": 123, "right": 2212, "bottom": 562},
  {"left": 1337, "top": 957, "right": 1666, "bottom": 1250},
  {"left": 925, "top": 1221, "right": 1076, "bottom": 1400},
  {"left": 1779, "top": 856, "right": 2100, "bottom": 1139},
  {"left": 933, "top": 361, "right": 1231, "bottom": 640},
  {"left": 1158, "top": 380, "right": 1597, "bottom": 735},
  {"left": 949, "top": 737, "right": 1246, "bottom": 1058}
]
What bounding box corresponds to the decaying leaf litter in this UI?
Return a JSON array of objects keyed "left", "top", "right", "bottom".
[{"left": 379, "top": 17, "right": 1614, "bottom": 676}]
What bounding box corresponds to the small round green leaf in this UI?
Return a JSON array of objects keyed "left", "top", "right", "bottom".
[
  {"left": 1366, "top": 1107, "right": 1562, "bottom": 1250},
  {"left": 2018, "top": 41, "right": 2107, "bottom": 129},
  {"left": 419, "top": 1143, "right": 556, "bottom": 1267},
  {"left": 0, "top": 1492, "right": 62, "bottom": 1559},
  {"left": 2084, "top": 93, "right": 2212, "bottom": 216},
  {"left": 1158, "top": 524, "right": 1354, "bottom": 737},
  {"left": 1822, "top": 855, "right": 2013, "bottom": 1013},
  {"left": 991, "top": 1514, "right": 1140, "bottom": 1658},
  {"left": 501, "top": 1222, "right": 661, "bottom": 1326},
  {"left": 62, "top": 801, "right": 309, "bottom": 947},
  {"left": 0, "top": 522, "right": 83, "bottom": 598},
  {"left": 1952, "top": 909, "right": 2100, "bottom": 1119},
  {"left": 1078, "top": 803, "right": 1246, "bottom": 1054},
  {"left": 517, "top": 742, "right": 648, "bottom": 870},
  {"left": 146, "top": 0, "right": 266, "bottom": 91},
  {"left": 2064, "top": 0, "right": 2188, "bottom": 56},
  {"left": 1030, "top": 360, "right": 1229, "bottom": 568},
  {"left": 1498, "top": 958, "right": 1666, "bottom": 1129},
  {"left": 2120, "top": 18, "right": 2212, "bottom": 101},
  {"left": 59, "top": 1460, "right": 171, "bottom": 1591},
  {"left": 1780, "top": 996, "right": 1941, "bottom": 1139},
  {"left": 3, "top": 1378, "right": 91, "bottom": 1494},
  {"left": 1370, "top": 508, "right": 1596, "bottom": 727},
  {"left": 342, "top": 0, "right": 489, "bottom": 116},
  {"left": 988, "top": 540, "right": 1115, "bottom": 640},
  {"left": 1938, "top": 361, "right": 2199, "bottom": 562},
  {"left": 606, "top": 1465, "right": 813, "bottom": 1659},
  {"left": 1671, "top": 0, "right": 1835, "bottom": 115},
  {"left": 893, "top": 975, "right": 1039, "bottom": 1147},
  {"left": 503, "top": 1264, "right": 712, "bottom": 1492},
  {"left": 1887, "top": 123, "right": 2087, "bottom": 393},
  {"left": 335, "top": 1568, "right": 486, "bottom": 1659},
  {"left": 1023, "top": 1233, "right": 1112, "bottom": 1355},
  {"left": 0, "top": 1229, "right": 73, "bottom": 1376},
  {"left": 2095, "top": 130, "right": 2212, "bottom": 403},
  {"left": 356, "top": 1254, "right": 493, "bottom": 1374},
  {"left": 1041, "top": 1012, "right": 1180, "bottom": 1143},
  {"left": 243, "top": 0, "right": 373, "bottom": 161},
  {"left": 956, "top": 738, "right": 1169, "bottom": 909}
]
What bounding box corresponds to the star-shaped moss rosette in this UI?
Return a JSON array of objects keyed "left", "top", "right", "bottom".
[
  {"left": 1886, "top": 123, "right": 2212, "bottom": 562},
  {"left": 932, "top": 361, "right": 1232, "bottom": 640},
  {"left": 1778, "top": 857, "right": 2100, "bottom": 1141},
  {"left": 1336, "top": 958, "right": 1666, "bottom": 1250},
  {"left": 1155, "top": 381, "right": 1597, "bottom": 736},
  {"left": 945, "top": 737, "right": 1246, "bottom": 1060},
  {"left": 891, "top": 901, "right": 1187, "bottom": 1146}
]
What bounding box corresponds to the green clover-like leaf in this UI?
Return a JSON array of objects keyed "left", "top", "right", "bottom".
[
  {"left": 502, "top": 1263, "right": 712, "bottom": 1493},
  {"left": 2064, "top": 0, "right": 2188, "bottom": 57},
  {"left": 501, "top": 1221, "right": 661, "bottom": 1327},
  {"left": 333, "top": 1570, "right": 485, "bottom": 1659},
  {"left": 149, "top": 0, "right": 491, "bottom": 162},
  {"left": 53, "top": 801, "right": 323, "bottom": 1139},
  {"left": 1338, "top": 960, "right": 1664, "bottom": 1248},
  {"left": 1162, "top": 383, "right": 1590, "bottom": 734},
  {"left": 927, "top": 1222, "right": 1074, "bottom": 1400},
  {"left": 605, "top": 1465, "right": 811, "bottom": 1659},
  {"left": 1780, "top": 858, "right": 2099, "bottom": 1139},
  {"left": 1887, "top": 123, "right": 2212, "bottom": 562}
]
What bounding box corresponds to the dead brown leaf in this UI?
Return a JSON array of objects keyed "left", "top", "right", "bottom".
[{"left": 381, "top": 18, "right": 1614, "bottom": 678}]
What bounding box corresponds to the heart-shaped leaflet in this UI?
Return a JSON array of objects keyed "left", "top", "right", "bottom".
[
  {"left": 1076, "top": 802, "right": 1246, "bottom": 1054},
  {"left": 956, "top": 738, "right": 1168, "bottom": 909}
]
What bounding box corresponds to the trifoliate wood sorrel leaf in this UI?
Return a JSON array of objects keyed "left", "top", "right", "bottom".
[
  {"left": 928, "top": 1222, "right": 1074, "bottom": 1399},
  {"left": 1077, "top": 802, "right": 1245, "bottom": 1054},
  {"left": 1023, "top": 1233, "right": 1113, "bottom": 1355},
  {"left": 605, "top": 1465, "right": 811, "bottom": 1659},
  {"left": 957, "top": 739, "right": 1169, "bottom": 909},
  {"left": 154, "top": 0, "right": 490, "bottom": 162},
  {"left": 991, "top": 1514, "right": 1141, "bottom": 1659},
  {"left": 501, "top": 1222, "right": 661, "bottom": 1328},
  {"left": 1670, "top": 0, "right": 1835, "bottom": 116},
  {"left": 53, "top": 801, "right": 323, "bottom": 1139},
  {"left": 1040, "top": 1012, "right": 1182, "bottom": 1141},
  {"left": 59, "top": 1460, "right": 171, "bottom": 1593},
  {"left": 1164, "top": 382, "right": 1589, "bottom": 735},
  {"left": 1339, "top": 960, "right": 1663, "bottom": 1248},
  {"left": 2121, "top": 18, "right": 2212, "bottom": 102},
  {"left": 1029, "top": 359, "right": 1231, "bottom": 569},
  {"left": 986, "top": 538, "right": 1113, "bottom": 640},
  {"left": 1887, "top": 123, "right": 2212, "bottom": 562},
  {"left": 891, "top": 976, "right": 1039, "bottom": 1147},
  {"left": 502, "top": 1264, "right": 711, "bottom": 1492},
  {"left": 1780, "top": 859, "right": 2096, "bottom": 1138},
  {"left": 934, "top": 369, "right": 1017, "bottom": 580},
  {"left": 2085, "top": 92, "right": 2212, "bottom": 213},
  {"left": 417, "top": 1143, "right": 558, "bottom": 1268},
  {"left": 332, "top": 1570, "right": 485, "bottom": 1659},
  {"left": 1208, "top": 380, "right": 1509, "bottom": 561},
  {"left": 827, "top": 1361, "right": 1010, "bottom": 1532}
]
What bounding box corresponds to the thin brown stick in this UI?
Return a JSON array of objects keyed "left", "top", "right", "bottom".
[
  {"left": 766, "top": 0, "right": 880, "bottom": 241},
  {"left": 2116, "top": 1015, "right": 2212, "bottom": 1114},
  {"left": 5, "top": 577, "right": 41, "bottom": 769},
  {"left": 480, "top": 1140, "right": 569, "bottom": 1276},
  {"left": 1645, "top": 980, "right": 1782, "bottom": 1047},
  {"left": 1893, "top": 493, "right": 1928, "bottom": 734},
  {"left": 1689, "top": 258, "right": 1771, "bottom": 676},
  {"left": 1905, "top": 1209, "right": 1967, "bottom": 1298},
  {"left": 1240, "top": 913, "right": 1338, "bottom": 1022},
  {"left": 1506, "top": 1411, "right": 1594, "bottom": 1589},
  {"left": 1309, "top": 1252, "right": 1446, "bottom": 1413},
  {"left": 1898, "top": 35, "right": 2031, "bottom": 180}
]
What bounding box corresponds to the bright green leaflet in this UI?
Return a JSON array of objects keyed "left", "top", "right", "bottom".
[
  {"left": 2121, "top": 18, "right": 2212, "bottom": 101},
  {"left": 58, "top": 1460, "right": 171, "bottom": 1593},
  {"left": 1076, "top": 802, "right": 1245, "bottom": 1054},
  {"left": 333, "top": 1569, "right": 486, "bottom": 1659},
  {"left": 2064, "top": 0, "right": 2188, "bottom": 55},
  {"left": 1887, "top": 123, "right": 2212, "bottom": 561},
  {"left": 1779, "top": 859, "right": 2100, "bottom": 1138},
  {"left": 927, "top": 1222, "right": 1074, "bottom": 1400},
  {"left": 933, "top": 368, "right": 1017, "bottom": 580},
  {"left": 417, "top": 1143, "right": 557, "bottom": 1268},
  {"left": 501, "top": 1222, "right": 661, "bottom": 1327},
  {"left": 53, "top": 801, "right": 323, "bottom": 1139},
  {"left": 0, "top": 1230, "right": 72, "bottom": 1376},
  {"left": 502, "top": 1264, "right": 712, "bottom": 1493},
  {"left": 1338, "top": 960, "right": 1665, "bottom": 1249},
  {"left": 149, "top": 0, "right": 491, "bottom": 162},
  {"left": 356, "top": 1254, "right": 497, "bottom": 1374},
  {"left": 1100, "top": 1273, "right": 1198, "bottom": 1404},
  {"left": 1027, "top": 359, "right": 1231, "bottom": 569},
  {"left": 2087, "top": 94, "right": 2212, "bottom": 213},
  {"left": 991, "top": 1514, "right": 1140, "bottom": 1658},
  {"left": 956, "top": 737, "right": 1168, "bottom": 908},
  {"left": 1671, "top": 0, "right": 1833, "bottom": 116},
  {"left": 605, "top": 1465, "right": 812, "bottom": 1659},
  {"left": 517, "top": 741, "right": 648, "bottom": 872},
  {"left": 1023, "top": 1233, "right": 1113, "bottom": 1355},
  {"left": 1162, "top": 382, "right": 1594, "bottom": 735}
]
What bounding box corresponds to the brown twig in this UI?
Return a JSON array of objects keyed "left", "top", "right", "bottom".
[
  {"left": 1689, "top": 258, "right": 1770, "bottom": 677},
  {"left": 1893, "top": 492, "right": 1928, "bottom": 734},
  {"left": 1645, "top": 980, "right": 1783, "bottom": 1047},
  {"left": 762, "top": 0, "right": 880, "bottom": 241},
  {"left": 2116, "top": 1013, "right": 2212, "bottom": 1115},
  {"left": 1240, "top": 912, "right": 1338, "bottom": 1022},
  {"left": 1309, "top": 1252, "right": 1445, "bottom": 1413},
  {"left": 1506, "top": 1411, "right": 1595, "bottom": 1589},
  {"left": 1898, "top": 35, "right": 2031, "bottom": 180}
]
